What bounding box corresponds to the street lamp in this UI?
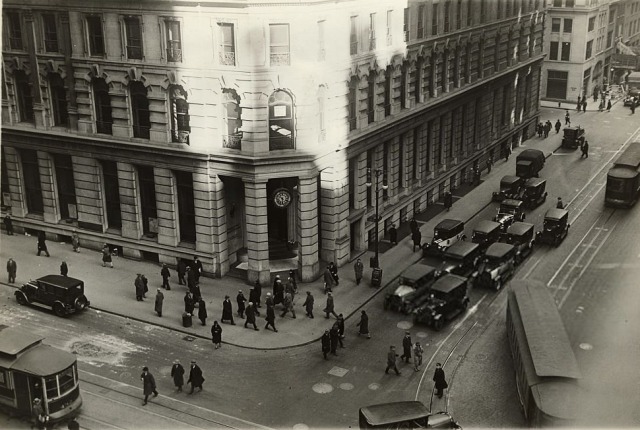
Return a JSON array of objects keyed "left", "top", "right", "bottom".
[{"left": 366, "top": 168, "right": 388, "bottom": 270}]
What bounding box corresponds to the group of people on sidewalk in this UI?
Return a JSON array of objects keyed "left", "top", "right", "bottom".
[{"left": 141, "top": 359, "right": 205, "bottom": 406}]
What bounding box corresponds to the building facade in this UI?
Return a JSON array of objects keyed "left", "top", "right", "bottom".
[
  {"left": 541, "top": 0, "right": 619, "bottom": 103},
  {"left": 1, "top": 0, "right": 545, "bottom": 284}
]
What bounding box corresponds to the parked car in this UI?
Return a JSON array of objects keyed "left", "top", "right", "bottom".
[
  {"left": 494, "top": 199, "right": 526, "bottom": 232},
  {"left": 384, "top": 264, "right": 438, "bottom": 314},
  {"left": 492, "top": 175, "right": 524, "bottom": 202},
  {"left": 359, "top": 401, "right": 461, "bottom": 429},
  {"left": 518, "top": 178, "right": 548, "bottom": 209},
  {"left": 413, "top": 274, "right": 470, "bottom": 331},
  {"left": 536, "top": 208, "right": 570, "bottom": 247},
  {"left": 516, "top": 149, "right": 545, "bottom": 179},
  {"left": 471, "top": 220, "right": 503, "bottom": 252},
  {"left": 435, "top": 241, "right": 483, "bottom": 279},
  {"left": 473, "top": 242, "right": 517, "bottom": 291},
  {"left": 422, "top": 219, "right": 466, "bottom": 257},
  {"left": 15, "top": 275, "right": 90, "bottom": 317},
  {"left": 561, "top": 126, "right": 586, "bottom": 150},
  {"left": 501, "top": 222, "right": 535, "bottom": 265}
]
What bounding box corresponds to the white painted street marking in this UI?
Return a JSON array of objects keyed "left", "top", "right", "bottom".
[
  {"left": 328, "top": 366, "right": 349, "bottom": 377},
  {"left": 397, "top": 320, "right": 414, "bottom": 330},
  {"left": 339, "top": 383, "right": 354, "bottom": 390},
  {"left": 312, "top": 383, "right": 333, "bottom": 394},
  {"left": 368, "top": 383, "right": 381, "bottom": 390}
]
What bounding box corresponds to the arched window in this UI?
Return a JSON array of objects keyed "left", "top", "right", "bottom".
[
  {"left": 50, "top": 74, "right": 68, "bottom": 126},
  {"left": 93, "top": 78, "right": 112, "bottom": 134},
  {"left": 14, "top": 70, "right": 34, "bottom": 122},
  {"left": 169, "top": 85, "right": 190, "bottom": 143},
  {"left": 222, "top": 89, "right": 242, "bottom": 149},
  {"left": 268, "top": 90, "right": 294, "bottom": 150},
  {"left": 130, "top": 81, "right": 150, "bottom": 139}
]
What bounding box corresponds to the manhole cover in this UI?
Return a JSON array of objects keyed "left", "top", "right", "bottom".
[
  {"left": 368, "top": 383, "right": 381, "bottom": 390},
  {"left": 579, "top": 343, "right": 593, "bottom": 350},
  {"left": 312, "top": 383, "right": 333, "bottom": 394},
  {"left": 475, "top": 353, "right": 488, "bottom": 361},
  {"left": 183, "top": 336, "right": 196, "bottom": 342},
  {"left": 397, "top": 321, "right": 414, "bottom": 330},
  {"left": 415, "top": 332, "right": 429, "bottom": 339},
  {"left": 328, "top": 367, "right": 349, "bottom": 377},
  {"left": 339, "top": 383, "right": 354, "bottom": 390}
]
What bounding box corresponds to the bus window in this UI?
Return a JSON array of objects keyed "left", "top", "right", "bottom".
[
  {"left": 45, "top": 375, "right": 58, "bottom": 398},
  {"left": 58, "top": 367, "right": 75, "bottom": 395}
]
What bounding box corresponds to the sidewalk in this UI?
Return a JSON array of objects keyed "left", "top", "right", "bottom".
[
  {"left": 541, "top": 84, "right": 624, "bottom": 112},
  {"left": 0, "top": 108, "right": 571, "bottom": 351}
]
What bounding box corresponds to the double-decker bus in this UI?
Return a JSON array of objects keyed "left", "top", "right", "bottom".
[{"left": 0, "top": 325, "right": 82, "bottom": 422}]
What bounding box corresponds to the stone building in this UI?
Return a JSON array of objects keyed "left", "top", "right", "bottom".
[{"left": 1, "top": 0, "right": 544, "bottom": 283}]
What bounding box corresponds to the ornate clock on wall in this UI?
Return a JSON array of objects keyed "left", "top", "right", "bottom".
[{"left": 273, "top": 188, "right": 292, "bottom": 208}]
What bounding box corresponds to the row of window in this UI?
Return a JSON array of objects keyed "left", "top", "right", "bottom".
[
  {"left": 8, "top": 69, "right": 295, "bottom": 150},
  {"left": 548, "top": 32, "right": 613, "bottom": 62}
]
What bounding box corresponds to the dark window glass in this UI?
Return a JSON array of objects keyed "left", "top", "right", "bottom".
[
  {"left": 400, "top": 68, "right": 407, "bottom": 109},
  {"left": 87, "top": 16, "right": 105, "bottom": 56},
  {"left": 170, "top": 86, "right": 190, "bottom": 143},
  {"left": 175, "top": 171, "right": 196, "bottom": 243},
  {"left": 348, "top": 79, "right": 357, "bottom": 131},
  {"left": 222, "top": 89, "right": 242, "bottom": 148},
  {"left": 585, "top": 40, "right": 593, "bottom": 59},
  {"left": 101, "top": 160, "right": 121, "bottom": 229},
  {"left": 130, "top": 81, "right": 150, "bottom": 138},
  {"left": 417, "top": 5, "right": 425, "bottom": 38},
  {"left": 42, "top": 14, "right": 59, "bottom": 52},
  {"left": 53, "top": 154, "right": 76, "bottom": 220},
  {"left": 268, "top": 90, "right": 295, "bottom": 150},
  {"left": 15, "top": 71, "right": 34, "bottom": 122},
  {"left": 368, "top": 76, "right": 375, "bottom": 123},
  {"left": 564, "top": 19, "right": 573, "bottom": 33},
  {"left": 551, "top": 18, "right": 561, "bottom": 32},
  {"left": 566, "top": 0, "right": 574, "bottom": 7},
  {"left": 218, "top": 23, "right": 235, "bottom": 65},
  {"left": 384, "top": 68, "right": 392, "bottom": 117},
  {"left": 50, "top": 74, "right": 68, "bottom": 127},
  {"left": 415, "top": 60, "right": 422, "bottom": 103},
  {"left": 137, "top": 165, "right": 157, "bottom": 236},
  {"left": 124, "top": 16, "right": 143, "bottom": 59},
  {"left": 550, "top": 41, "right": 559, "bottom": 60},
  {"left": 7, "top": 12, "right": 23, "bottom": 50},
  {"left": 21, "top": 149, "right": 44, "bottom": 214},
  {"left": 444, "top": 1, "right": 451, "bottom": 33},
  {"left": 165, "top": 20, "right": 182, "bottom": 62},
  {"left": 432, "top": 4, "right": 439, "bottom": 35},
  {"left": 94, "top": 78, "right": 113, "bottom": 134},
  {"left": 561, "top": 42, "right": 571, "bottom": 61},
  {"left": 1, "top": 148, "right": 10, "bottom": 208},
  {"left": 546, "top": 70, "right": 568, "bottom": 99}
]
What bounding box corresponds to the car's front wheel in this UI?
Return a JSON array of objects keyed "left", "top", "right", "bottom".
[
  {"left": 75, "top": 296, "right": 89, "bottom": 311},
  {"left": 494, "top": 279, "right": 502, "bottom": 292},
  {"left": 53, "top": 303, "right": 67, "bottom": 317},
  {"left": 15, "top": 293, "right": 28, "bottom": 306}
]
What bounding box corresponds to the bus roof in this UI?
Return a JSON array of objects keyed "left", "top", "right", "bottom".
[
  {"left": 359, "top": 401, "right": 430, "bottom": 426},
  {"left": 608, "top": 166, "right": 639, "bottom": 179},
  {"left": 0, "top": 325, "right": 44, "bottom": 356},
  {"left": 509, "top": 281, "right": 581, "bottom": 380},
  {"left": 613, "top": 142, "right": 640, "bottom": 169}
]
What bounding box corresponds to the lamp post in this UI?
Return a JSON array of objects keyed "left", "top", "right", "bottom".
[{"left": 366, "top": 168, "right": 388, "bottom": 270}]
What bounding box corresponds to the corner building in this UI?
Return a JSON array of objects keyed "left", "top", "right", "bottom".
[{"left": 1, "top": 0, "right": 545, "bottom": 284}]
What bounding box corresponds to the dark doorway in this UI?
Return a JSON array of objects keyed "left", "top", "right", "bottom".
[{"left": 267, "top": 178, "right": 296, "bottom": 260}]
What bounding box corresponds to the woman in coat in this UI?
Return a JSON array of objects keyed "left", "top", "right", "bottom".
[
  {"left": 433, "top": 363, "right": 448, "bottom": 398},
  {"left": 211, "top": 321, "right": 222, "bottom": 349},
  {"left": 154, "top": 289, "right": 164, "bottom": 317},
  {"left": 171, "top": 360, "right": 185, "bottom": 392},
  {"left": 357, "top": 310, "right": 371, "bottom": 338},
  {"left": 198, "top": 299, "right": 208, "bottom": 325},
  {"left": 101, "top": 243, "right": 113, "bottom": 268}
]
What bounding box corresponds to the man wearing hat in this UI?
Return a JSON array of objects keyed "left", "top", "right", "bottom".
[
  {"left": 244, "top": 302, "right": 259, "bottom": 330},
  {"left": 324, "top": 292, "right": 338, "bottom": 319},
  {"left": 141, "top": 366, "right": 158, "bottom": 405},
  {"left": 400, "top": 332, "right": 413, "bottom": 363},
  {"left": 187, "top": 360, "right": 204, "bottom": 394},
  {"left": 32, "top": 398, "right": 47, "bottom": 428},
  {"left": 236, "top": 290, "right": 247, "bottom": 318},
  {"left": 171, "top": 359, "right": 185, "bottom": 392}
]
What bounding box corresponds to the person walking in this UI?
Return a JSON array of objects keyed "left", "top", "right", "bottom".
[
  {"left": 184, "top": 291, "right": 195, "bottom": 315},
  {"left": 171, "top": 359, "right": 185, "bottom": 392},
  {"left": 244, "top": 302, "right": 259, "bottom": 330},
  {"left": 288, "top": 269, "right": 297, "bottom": 292},
  {"left": 60, "top": 261, "right": 68, "bottom": 277},
  {"left": 328, "top": 262, "right": 339, "bottom": 286},
  {"left": 6, "top": 258, "right": 17, "bottom": 284},
  {"left": 413, "top": 342, "right": 424, "bottom": 372},
  {"left": 253, "top": 280, "right": 263, "bottom": 308},
  {"left": 336, "top": 314, "right": 345, "bottom": 348},
  {"left": 412, "top": 229, "right": 422, "bottom": 252},
  {"left": 303, "top": 291, "right": 314, "bottom": 318},
  {"left": 354, "top": 258, "right": 364, "bottom": 285},
  {"left": 329, "top": 325, "right": 340, "bottom": 356},
  {"left": 221, "top": 295, "right": 235, "bottom": 325},
  {"left": 556, "top": 197, "right": 565, "bottom": 209},
  {"left": 211, "top": 321, "right": 222, "bottom": 348},
  {"left": 192, "top": 256, "right": 203, "bottom": 283},
  {"left": 273, "top": 275, "right": 285, "bottom": 304},
  {"left": 135, "top": 274, "right": 145, "bottom": 301},
  {"left": 187, "top": 360, "right": 204, "bottom": 394},
  {"left": 503, "top": 142, "right": 511, "bottom": 162},
  {"left": 400, "top": 332, "right": 412, "bottom": 363},
  {"left": 249, "top": 286, "right": 261, "bottom": 316},
  {"left": 545, "top": 120, "right": 552, "bottom": 137},
  {"left": 140, "top": 367, "right": 158, "bottom": 405},
  {"left": 161, "top": 264, "right": 171, "bottom": 290},
  {"left": 565, "top": 110, "right": 571, "bottom": 126},
  {"left": 444, "top": 191, "right": 453, "bottom": 211},
  {"left": 356, "top": 310, "right": 371, "bottom": 338},
  {"left": 186, "top": 266, "right": 197, "bottom": 290},
  {"left": 3, "top": 214, "right": 13, "bottom": 235},
  {"left": 388, "top": 224, "right": 398, "bottom": 246},
  {"left": 555, "top": 119, "right": 562, "bottom": 133},
  {"left": 324, "top": 292, "right": 338, "bottom": 319},
  {"left": 323, "top": 266, "right": 335, "bottom": 294},
  {"left": 607, "top": 99, "right": 612, "bottom": 112},
  {"left": 486, "top": 155, "right": 493, "bottom": 174},
  {"left": 321, "top": 329, "right": 331, "bottom": 359},
  {"left": 581, "top": 140, "right": 589, "bottom": 158},
  {"left": 177, "top": 260, "right": 187, "bottom": 285},
  {"left": 100, "top": 243, "right": 112, "bottom": 268},
  {"left": 198, "top": 299, "right": 207, "bottom": 326},
  {"left": 265, "top": 303, "right": 278, "bottom": 332},
  {"left": 582, "top": 100, "right": 587, "bottom": 112},
  {"left": 71, "top": 231, "right": 80, "bottom": 252},
  {"left": 141, "top": 274, "right": 149, "bottom": 299},
  {"left": 433, "top": 363, "right": 448, "bottom": 398},
  {"left": 631, "top": 103, "right": 636, "bottom": 115},
  {"left": 576, "top": 95, "right": 582, "bottom": 111},
  {"left": 385, "top": 346, "right": 401, "bottom": 376},
  {"left": 37, "top": 231, "right": 50, "bottom": 257},
  {"left": 236, "top": 290, "right": 247, "bottom": 318},
  {"left": 154, "top": 289, "right": 164, "bottom": 317},
  {"left": 280, "top": 291, "right": 296, "bottom": 319}
]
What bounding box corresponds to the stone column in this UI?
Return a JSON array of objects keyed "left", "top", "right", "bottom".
[
  {"left": 297, "top": 176, "right": 319, "bottom": 281},
  {"left": 37, "top": 151, "right": 59, "bottom": 224},
  {"left": 117, "top": 162, "right": 142, "bottom": 242},
  {"left": 72, "top": 156, "right": 104, "bottom": 231},
  {"left": 244, "top": 180, "right": 270, "bottom": 285},
  {"left": 154, "top": 168, "right": 178, "bottom": 247}
]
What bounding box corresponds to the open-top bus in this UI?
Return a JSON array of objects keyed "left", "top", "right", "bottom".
[{"left": 0, "top": 325, "right": 82, "bottom": 422}]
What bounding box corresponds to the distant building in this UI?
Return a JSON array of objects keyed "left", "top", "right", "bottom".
[{"left": 1, "top": 0, "right": 544, "bottom": 283}]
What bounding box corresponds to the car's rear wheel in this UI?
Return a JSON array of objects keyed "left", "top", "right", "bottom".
[
  {"left": 53, "top": 303, "right": 67, "bottom": 317},
  {"left": 15, "top": 293, "right": 28, "bottom": 306}
]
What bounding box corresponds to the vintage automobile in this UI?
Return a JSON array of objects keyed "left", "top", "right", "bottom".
[
  {"left": 492, "top": 175, "right": 524, "bottom": 202},
  {"left": 501, "top": 222, "right": 535, "bottom": 265},
  {"left": 435, "top": 241, "right": 483, "bottom": 279},
  {"left": 422, "top": 219, "right": 466, "bottom": 257},
  {"left": 384, "top": 264, "right": 437, "bottom": 314},
  {"left": 561, "top": 126, "right": 586, "bottom": 149},
  {"left": 494, "top": 199, "right": 526, "bottom": 232},
  {"left": 359, "top": 401, "right": 462, "bottom": 429},
  {"left": 471, "top": 220, "right": 503, "bottom": 252},
  {"left": 516, "top": 149, "right": 545, "bottom": 179},
  {"left": 473, "top": 242, "right": 517, "bottom": 291},
  {"left": 15, "top": 275, "right": 90, "bottom": 317},
  {"left": 536, "top": 208, "right": 570, "bottom": 247},
  {"left": 413, "top": 274, "right": 470, "bottom": 331},
  {"left": 518, "top": 178, "right": 548, "bottom": 209}
]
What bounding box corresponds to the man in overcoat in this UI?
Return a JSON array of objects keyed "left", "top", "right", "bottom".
[
  {"left": 171, "top": 359, "right": 185, "bottom": 392},
  {"left": 184, "top": 291, "right": 195, "bottom": 315},
  {"left": 329, "top": 325, "right": 340, "bottom": 356},
  {"left": 385, "top": 346, "right": 401, "bottom": 375},
  {"left": 244, "top": 302, "right": 259, "bottom": 330},
  {"left": 154, "top": 289, "right": 164, "bottom": 317},
  {"left": 177, "top": 260, "right": 187, "bottom": 285},
  {"left": 412, "top": 229, "right": 422, "bottom": 252},
  {"left": 401, "top": 331, "right": 412, "bottom": 363},
  {"left": 265, "top": 303, "right": 277, "bottom": 332},
  {"left": 280, "top": 292, "right": 296, "bottom": 318},
  {"left": 321, "top": 329, "right": 331, "bottom": 359},
  {"left": 328, "top": 262, "right": 339, "bottom": 285},
  {"left": 161, "top": 264, "right": 171, "bottom": 290},
  {"left": 357, "top": 310, "right": 370, "bottom": 338},
  {"left": 253, "top": 280, "right": 262, "bottom": 307},
  {"left": 187, "top": 360, "right": 204, "bottom": 394},
  {"left": 141, "top": 366, "right": 158, "bottom": 405},
  {"left": 6, "top": 257, "right": 17, "bottom": 283},
  {"left": 198, "top": 299, "right": 208, "bottom": 326},
  {"left": 354, "top": 258, "right": 364, "bottom": 285},
  {"left": 324, "top": 292, "right": 338, "bottom": 319},
  {"left": 135, "top": 274, "right": 145, "bottom": 301},
  {"left": 323, "top": 266, "right": 334, "bottom": 293},
  {"left": 192, "top": 256, "right": 203, "bottom": 283},
  {"left": 221, "top": 295, "right": 235, "bottom": 325},
  {"left": 236, "top": 290, "right": 247, "bottom": 318},
  {"left": 303, "top": 291, "right": 314, "bottom": 318},
  {"left": 433, "top": 363, "right": 448, "bottom": 398},
  {"left": 249, "top": 287, "right": 261, "bottom": 316}
]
